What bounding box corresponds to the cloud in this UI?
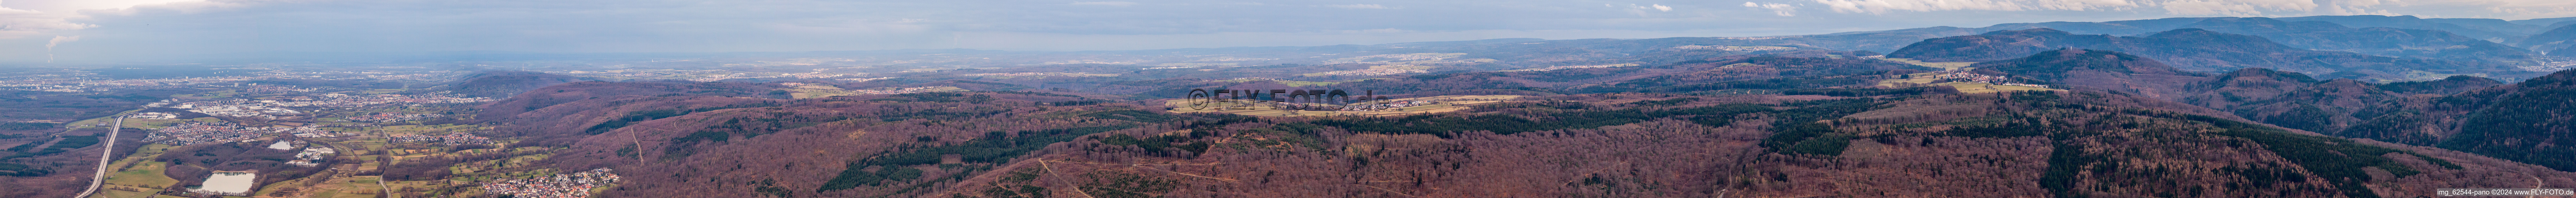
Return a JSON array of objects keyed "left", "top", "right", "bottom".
[
  {"left": 1328, "top": 4, "right": 1390, "bottom": 9},
  {"left": 1653, "top": 4, "right": 1674, "bottom": 12},
  {"left": 43, "top": 35, "right": 72, "bottom": 62},
  {"left": 46, "top": 36, "right": 79, "bottom": 50},
  {"left": 1807, "top": 0, "right": 2141, "bottom": 14},
  {"left": 1744, "top": 2, "right": 1798, "bottom": 16},
  {"left": 1069, "top": 1, "right": 1137, "bottom": 6},
  {"left": 0, "top": 7, "right": 95, "bottom": 39}
]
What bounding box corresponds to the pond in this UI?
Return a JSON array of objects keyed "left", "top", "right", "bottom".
[{"left": 194, "top": 171, "right": 258, "bottom": 195}]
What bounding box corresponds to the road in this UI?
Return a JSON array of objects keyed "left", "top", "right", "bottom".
[{"left": 72, "top": 111, "right": 132, "bottom": 198}]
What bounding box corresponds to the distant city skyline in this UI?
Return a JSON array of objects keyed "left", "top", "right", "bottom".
[{"left": 3, "top": 0, "right": 2574, "bottom": 63}]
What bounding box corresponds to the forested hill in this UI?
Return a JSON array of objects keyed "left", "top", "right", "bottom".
[
  {"left": 458, "top": 77, "right": 2576, "bottom": 198},
  {"left": 2341, "top": 69, "right": 2576, "bottom": 171}
]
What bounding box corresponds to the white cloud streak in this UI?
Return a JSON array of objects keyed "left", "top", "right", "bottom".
[
  {"left": 1807, "top": 0, "right": 2139, "bottom": 14},
  {"left": 46, "top": 36, "right": 79, "bottom": 50},
  {"left": 1744, "top": 2, "right": 1799, "bottom": 16}
]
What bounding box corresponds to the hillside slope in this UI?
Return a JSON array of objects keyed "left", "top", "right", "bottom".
[
  {"left": 913, "top": 91, "right": 2575, "bottom": 198},
  {"left": 444, "top": 77, "right": 2576, "bottom": 198},
  {"left": 1964, "top": 48, "right": 2205, "bottom": 99},
  {"left": 2339, "top": 69, "right": 2576, "bottom": 171}
]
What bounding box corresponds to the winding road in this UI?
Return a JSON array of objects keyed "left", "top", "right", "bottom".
[{"left": 72, "top": 112, "right": 132, "bottom": 198}]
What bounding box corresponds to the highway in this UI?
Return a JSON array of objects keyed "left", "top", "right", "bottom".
[{"left": 71, "top": 111, "right": 132, "bottom": 198}]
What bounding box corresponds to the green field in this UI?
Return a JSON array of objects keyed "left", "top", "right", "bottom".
[
  {"left": 95, "top": 143, "right": 179, "bottom": 198},
  {"left": 104, "top": 161, "right": 177, "bottom": 186}
]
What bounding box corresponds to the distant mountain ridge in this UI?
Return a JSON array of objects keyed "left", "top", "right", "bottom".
[
  {"left": 421, "top": 71, "right": 602, "bottom": 98},
  {"left": 1886, "top": 28, "right": 2537, "bottom": 81},
  {"left": 1969, "top": 16, "right": 2532, "bottom": 60},
  {"left": 2182, "top": 17, "right": 2530, "bottom": 60}
]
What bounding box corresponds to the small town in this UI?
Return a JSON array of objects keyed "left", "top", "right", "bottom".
[
  {"left": 174, "top": 99, "right": 307, "bottom": 119},
  {"left": 164, "top": 93, "right": 491, "bottom": 119},
  {"left": 141, "top": 122, "right": 270, "bottom": 146},
  {"left": 1304, "top": 69, "right": 1428, "bottom": 76},
  {"left": 479, "top": 168, "right": 624, "bottom": 198},
  {"left": 0, "top": 76, "right": 261, "bottom": 92},
  {"left": 291, "top": 128, "right": 364, "bottom": 138},
  {"left": 1668, "top": 45, "right": 1800, "bottom": 51},
  {"left": 284, "top": 93, "right": 496, "bottom": 108},
  {"left": 1325, "top": 53, "right": 1466, "bottom": 64},
  {"left": 1920, "top": 71, "right": 2052, "bottom": 88},
  {"left": 343, "top": 113, "right": 444, "bottom": 122},
  {"left": 1508, "top": 63, "right": 1640, "bottom": 72},
  {"left": 280, "top": 125, "right": 359, "bottom": 138}
]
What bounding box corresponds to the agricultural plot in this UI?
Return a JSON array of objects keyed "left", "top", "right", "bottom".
[
  {"left": 1877, "top": 72, "right": 1946, "bottom": 87},
  {"left": 94, "top": 144, "right": 180, "bottom": 198}
]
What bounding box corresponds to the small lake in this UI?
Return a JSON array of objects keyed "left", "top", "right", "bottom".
[
  {"left": 268, "top": 141, "right": 294, "bottom": 150},
  {"left": 195, "top": 171, "right": 258, "bottom": 195}
]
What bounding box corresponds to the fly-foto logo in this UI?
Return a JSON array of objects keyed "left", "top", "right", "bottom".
[{"left": 1183, "top": 88, "right": 1391, "bottom": 111}]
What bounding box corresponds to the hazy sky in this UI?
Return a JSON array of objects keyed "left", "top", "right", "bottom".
[{"left": 4, "top": 0, "right": 2574, "bottom": 63}]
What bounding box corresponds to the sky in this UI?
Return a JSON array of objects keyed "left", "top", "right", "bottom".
[{"left": 3, "top": 0, "right": 2575, "bottom": 63}]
